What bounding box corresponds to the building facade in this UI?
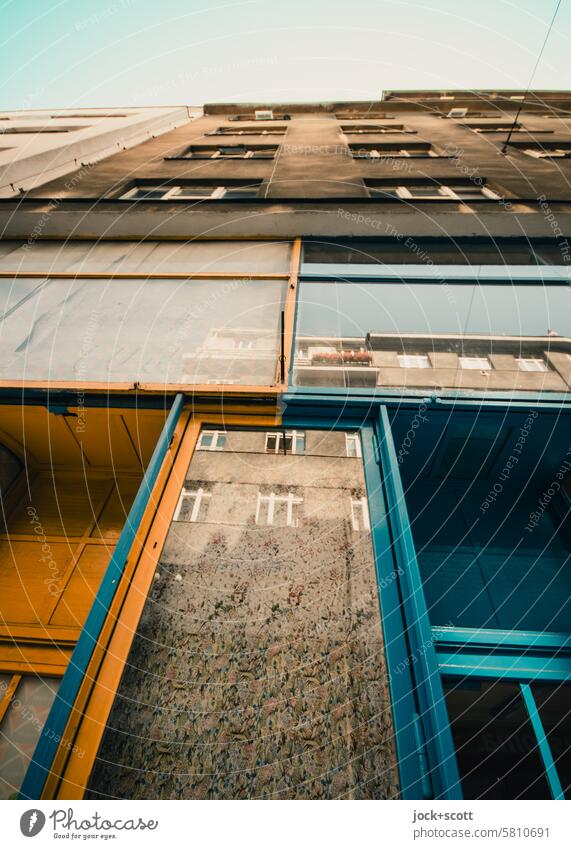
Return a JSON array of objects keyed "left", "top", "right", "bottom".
[{"left": 0, "top": 91, "right": 570, "bottom": 801}]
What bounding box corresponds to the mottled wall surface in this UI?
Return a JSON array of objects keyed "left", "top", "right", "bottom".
[{"left": 88, "top": 430, "right": 399, "bottom": 800}]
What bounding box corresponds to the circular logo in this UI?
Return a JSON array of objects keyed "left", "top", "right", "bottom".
[{"left": 20, "top": 810, "right": 46, "bottom": 837}]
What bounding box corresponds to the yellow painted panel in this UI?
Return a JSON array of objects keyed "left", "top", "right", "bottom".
[
  {"left": 0, "top": 540, "right": 75, "bottom": 625},
  {"left": 91, "top": 476, "right": 141, "bottom": 539},
  {"left": 73, "top": 409, "right": 140, "bottom": 470},
  {"left": 8, "top": 472, "right": 112, "bottom": 537},
  {"left": 0, "top": 408, "right": 83, "bottom": 467},
  {"left": 49, "top": 545, "right": 112, "bottom": 628},
  {"left": 121, "top": 411, "right": 167, "bottom": 467}
]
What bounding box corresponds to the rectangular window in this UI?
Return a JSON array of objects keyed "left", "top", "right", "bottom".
[
  {"left": 350, "top": 145, "right": 437, "bottom": 159},
  {"left": 173, "top": 486, "right": 211, "bottom": 522},
  {"left": 0, "top": 276, "right": 286, "bottom": 385},
  {"left": 397, "top": 354, "right": 430, "bottom": 369},
  {"left": 197, "top": 430, "right": 226, "bottom": 451},
  {"left": 389, "top": 184, "right": 500, "bottom": 200},
  {"left": 210, "top": 126, "right": 287, "bottom": 136},
  {"left": 120, "top": 183, "right": 261, "bottom": 200},
  {"left": 265, "top": 431, "right": 305, "bottom": 454},
  {"left": 168, "top": 145, "right": 277, "bottom": 160},
  {"left": 350, "top": 496, "right": 370, "bottom": 531},
  {"left": 341, "top": 124, "right": 414, "bottom": 134},
  {"left": 459, "top": 356, "right": 491, "bottom": 370},
  {"left": 444, "top": 680, "right": 552, "bottom": 800},
  {"left": 516, "top": 358, "right": 548, "bottom": 372},
  {"left": 88, "top": 427, "right": 397, "bottom": 800},
  {"left": 345, "top": 433, "right": 362, "bottom": 458},
  {"left": 523, "top": 147, "right": 571, "bottom": 159},
  {"left": 255, "top": 491, "right": 303, "bottom": 527}
]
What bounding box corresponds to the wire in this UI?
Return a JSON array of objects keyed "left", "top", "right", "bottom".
[{"left": 501, "top": 0, "right": 564, "bottom": 154}]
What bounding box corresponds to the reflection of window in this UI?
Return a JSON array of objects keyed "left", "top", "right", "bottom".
[
  {"left": 459, "top": 356, "right": 491, "bottom": 370},
  {"left": 197, "top": 430, "right": 226, "bottom": 451},
  {"left": 516, "top": 358, "right": 548, "bottom": 372},
  {"left": 265, "top": 431, "right": 305, "bottom": 454},
  {"left": 398, "top": 354, "right": 430, "bottom": 369},
  {"left": 174, "top": 486, "right": 211, "bottom": 522},
  {"left": 345, "top": 433, "right": 362, "bottom": 458},
  {"left": 350, "top": 497, "right": 370, "bottom": 531},
  {"left": 0, "top": 675, "right": 60, "bottom": 799},
  {"left": 255, "top": 492, "right": 303, "bottom": 527}
]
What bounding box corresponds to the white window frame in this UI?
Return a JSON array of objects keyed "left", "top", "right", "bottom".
[
  {"left": 121, "top": 184, "right": 227, "bottom": 200},
  {"left": 459, "top": 356, "right": 491, "bottom": 370},
  {"left": 523, "top": 147, "right": 571, "bottom": 159},
  {"left": 197, "top": 430, "right": 226, "bottom": 451},
  {"left": 516, "top": 358, "right": 548, "bottom": 373},
  {"left": 353, "top": 147, "right": 436, "bottom": 159},
  {"left": 345, "top": 432, "right": 362, "bottom": 458},
  {"left": 255, "top": 492, "right": 303, "bottom": 527},
  {"left": 395, "top": 185, "right": 500, "bottom": 201},
  {"left": 350, "top": 497, "right": 371, "bottom": 532},
  {"left": 397, "top": 354, "right": 431, "bottom": 369},
  {"left": 173, "top": 486, "right": 211, "bottom": 522},
  {"left": 265, "top": 430, "right": 305, "bottom": 455}
]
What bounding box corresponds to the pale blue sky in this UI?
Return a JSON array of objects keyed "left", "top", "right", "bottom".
[{"left": 1, "top": 0, "right": 569, "bottom": 108}]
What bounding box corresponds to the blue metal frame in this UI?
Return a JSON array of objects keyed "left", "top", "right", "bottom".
[
  {"left": 19, "top": 393, "right": 185, "bottom": 800},
  {"left": 520, "top": 684, "right": 565, "bottom": 800},
  {"left": 361, "top": 426, "right": 430, "bottom": 799},
  {"left": 375, "top": 405, "right": 462, "bottom": 799}
]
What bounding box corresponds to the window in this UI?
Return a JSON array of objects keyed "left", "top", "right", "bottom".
[
  {"left": 350, "top": 145, "right": 437, "bottom": 159},
  {"left": 459, "top": 356, "right": 491, "bottom": 370},
  {"left": 464, "top": 122, "right": 523, "bottom": 133},
  {"left": 0, "top": 125, "right": 83, "bottom": 134},
  {"left": 210, "top": 126, "right": 287, "bottom": 136},
  {"left": 255, "top": 492, "right": 303, "bottom": 527},
  {"left": 265, "top": 430, "right": 305, "bottom": 454},
  {"left": 197, "top": 430, "right": 226, "bottom": 451},
  {"left": 341, "top": 124, "right": 414, "bottom": 135},
  {"left": 384, "top": 184, "right": 500, "bottom": 200},
  {"left": 516, "top": 357, "right": 548, "bottom": 372},
  {"left": 345, "top": 433, "right": 362, "bottom": 458},
  {"left": 296, "top": 280, "right": 571, "bottom": 344},
  {"left": 173, "top": 486, "right": 211, "bottom": 522},
  {"left": 350, "top": 496, "right": 370, "bottom": 531},
  {"left": 398, "top": 354, "right": 430, "bottom": 369},
  {"left": 167, "top": 145, "right": 277, "bottom": 160},
  {"left": 522, "top": 145, "right": 571, "bottom": 160},
  {"left": 120, "top": 183, "right": 261, "bottom": 200},
  {"left": 444, "top": 680, "right": 552, "bottom": 800}
]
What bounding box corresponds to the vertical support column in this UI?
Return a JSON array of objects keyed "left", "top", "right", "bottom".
[
  {"left": 376, "top": 405, "right": 462, "bottom": 800},
  {"left": 19, "top": 393, "right": 185, "bottom": 800}
]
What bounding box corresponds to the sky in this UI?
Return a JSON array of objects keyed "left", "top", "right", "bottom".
[{"left": 0, "top": 0, "right": 570, "bottom": 109}]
